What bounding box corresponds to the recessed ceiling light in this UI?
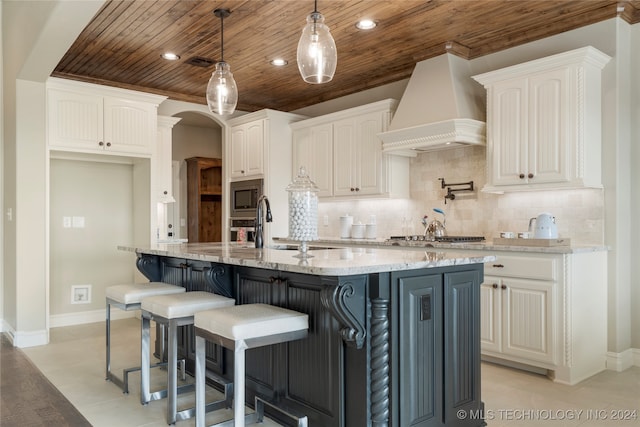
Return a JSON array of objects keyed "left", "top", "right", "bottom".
[
  {"left": 161, "top": 52, "right": 180, "bottom": 60},
  {"left": 270, "top": 58, "right": 288, "bottom": 66},
  {"left": 356, "top": 19, "right": 376, "bottom": 30}
]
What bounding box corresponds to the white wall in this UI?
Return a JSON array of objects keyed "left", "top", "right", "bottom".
[{"left": 49, "top": 159, "right": 137, "bottom": 318}]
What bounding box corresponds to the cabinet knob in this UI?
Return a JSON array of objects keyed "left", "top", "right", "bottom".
[
  {"left": 528, "top": 173, "right": 534, "bottom": 179},
  {"left": 350, "top": 187, "right": 355, "bottom": 192},
  {"left": 241, "top": 170, "right": 245, "bottom": 174},
  {"left": 106, "top": 142, "right": 111, "bottom": 147},
  {"left": 519, "top": 173, "right": 525, "bottom": 179},
  {"left": 98, "top": 141, "right": 104, "bottom": 146},
  {"left": 501, "top": 284, "right": 507, "bottom": 290},
  {"left": 355, "top": 187, "right": 360, "bottom": 192},
  {"left": 492, "top": 283, "right": 498, "bottom": 289},
  {"left": 163, "top": 191, "right": 168, "bottom": 195}
]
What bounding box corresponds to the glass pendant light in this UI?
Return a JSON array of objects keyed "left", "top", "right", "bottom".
[
  {"left": 206, "top": 9, "right": 238, "bottom": 115},
  {"left": 296, "top": 0, "right": 337, "bottom": 84}
]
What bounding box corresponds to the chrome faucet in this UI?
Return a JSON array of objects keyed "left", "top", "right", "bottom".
[{"left": 254, "top": 195, "right": 272, "bottom": 249}]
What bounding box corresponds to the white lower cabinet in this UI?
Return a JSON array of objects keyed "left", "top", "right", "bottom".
[
  {"left": 482, "top": 275, "right": 555, "bottom": 365},
  {"left": 481, "top": 251, "right": 607, "bottom": 385}
]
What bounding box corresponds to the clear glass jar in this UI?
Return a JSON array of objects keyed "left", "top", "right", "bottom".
[{"left": 286, "top": 167, "right": 319, "bottom": 256}]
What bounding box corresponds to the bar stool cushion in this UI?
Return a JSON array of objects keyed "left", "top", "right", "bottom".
[
  {"left": 195, "top": 303, "right": 309, "bottom": 341},
  {"left": 142, "top": 291, "right": 235, "bottom": 319},
  {"left": 106, "top": 282, "right": 185, "bottom": 305}
]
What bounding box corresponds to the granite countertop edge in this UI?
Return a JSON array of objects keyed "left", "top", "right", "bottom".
[
  {"left": 272, "top": 237, "right": 609, "bottom": 254},
  {"left": 118, "top": 243, "right": 497, "bottom": 276}
]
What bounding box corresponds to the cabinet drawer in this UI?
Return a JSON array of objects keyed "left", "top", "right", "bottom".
[{"left": 485, "top": 255, "right": 557, "bottom": 281}]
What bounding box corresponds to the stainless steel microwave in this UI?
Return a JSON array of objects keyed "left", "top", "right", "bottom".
[{"left": 229, "top": 179, "right": 263, "bottom": 218}]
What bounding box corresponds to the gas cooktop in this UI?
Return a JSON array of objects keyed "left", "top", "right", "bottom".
[{"left": 388, "top": 235, "right": 485, "bottom": 243}]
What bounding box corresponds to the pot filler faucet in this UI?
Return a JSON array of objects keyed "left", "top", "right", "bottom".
[{"left": 254, "top": 195, "right": 272, "bottom": 249}]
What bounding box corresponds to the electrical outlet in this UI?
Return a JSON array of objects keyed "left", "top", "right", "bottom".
[{"left": 71, "top": 285, "right": 91, "bottom": 304}]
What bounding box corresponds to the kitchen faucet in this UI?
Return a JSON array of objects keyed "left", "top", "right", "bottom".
[{"left": 254, "top": 195, "right": 272, "bottom": 249}]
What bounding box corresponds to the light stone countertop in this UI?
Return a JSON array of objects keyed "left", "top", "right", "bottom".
[
  {"left": 272, "top": 237, "right": 609, "bottom": 254},
  {"left": 119, "top": 242, "right": 496, "bottom": 276}
]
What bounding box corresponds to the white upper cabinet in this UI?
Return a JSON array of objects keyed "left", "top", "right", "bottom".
[
  {"left": 156, "top": 116, "right": 181, "bottom": 202},
  {"left": 291, "top": 123, "right": 333, "bottom": 197},
  {"left": 47, "top": 77, "right": 166, "bottom": 156},
  {"left": 229, "top": 120, "right": 264, "bottom": 179},
  {"left": 473, "top": 47, "right": 610, "bottom": 192},
  {"left": 291, "top": 99, "right": 409, "bottom": 199}
]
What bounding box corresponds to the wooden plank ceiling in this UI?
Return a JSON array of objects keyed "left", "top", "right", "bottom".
[{"left": 52, "top": 0, "right": 640, "bottom": 113}]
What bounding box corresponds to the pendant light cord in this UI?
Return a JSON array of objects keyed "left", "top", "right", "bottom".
[{"left": 220, "top": 12, "right": 224, "bottom": 62}]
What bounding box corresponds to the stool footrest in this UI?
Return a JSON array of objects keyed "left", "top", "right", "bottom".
[
  {"left": 106, "top": 361, "right": 167, "bottom": 394},
  {"left": 255, "top": 396, "right": 308, "bottom": 427},
  {"left": 174, "top": 366, "right": 233, "bottom": 423}
]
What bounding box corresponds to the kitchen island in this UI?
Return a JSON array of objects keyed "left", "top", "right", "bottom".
[{"left": 119, "top": 243, "right": 496, "bottom": 427}]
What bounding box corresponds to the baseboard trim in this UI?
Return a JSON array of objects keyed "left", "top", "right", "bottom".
[
  {"left": 606, "top": 348, "right": 640, "bottom": 371},
  {"left": 12, "top": 328, "right": 49, "bottom": 348},
  {"left": 50, "top": 308, "right": 136, "bottom": 328}
]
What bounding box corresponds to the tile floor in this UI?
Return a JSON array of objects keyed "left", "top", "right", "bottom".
[{"left": 21, "top": 318, "right": 640, "bottom": 426}]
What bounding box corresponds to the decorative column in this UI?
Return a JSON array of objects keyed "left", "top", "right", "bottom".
[{"left": 370, "top": 298, "right": 390, "bottom": 427}]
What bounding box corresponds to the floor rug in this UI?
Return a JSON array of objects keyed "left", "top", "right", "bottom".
[{"left": 0, "top": 333, "right": 91, "bottom": 426}]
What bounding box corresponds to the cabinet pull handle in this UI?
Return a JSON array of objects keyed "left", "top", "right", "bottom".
[
  {"left": 528, "top": 173, "right": 534, "bottom": 179},
  {"left": 98, "top": 141, "right": 104, "bottom": 146},
  {"left": 269, "top": 276, "right": 278, "bottom": 283},
  {"left": 501, "top": 284, "right": 507, "bottom": 290},
  {"left": 492, "top": 283, "right": 498, "bottom": 289},
  {"left": 519, "top": 173, "right": 525, "bottom": 179},
  {"left": 492, "top": 264, "right": 504, "bottom": 268}
]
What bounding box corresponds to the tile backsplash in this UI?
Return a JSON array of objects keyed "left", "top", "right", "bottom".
[{"left": 317, "top": 146, "right": 604, "bottom": 245}]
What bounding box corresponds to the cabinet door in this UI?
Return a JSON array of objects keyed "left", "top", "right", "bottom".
[
  {"left": 103, "top": 96, "right": 155, "bottom": 154},
  {"left": 444, "top": 270, "right": 483, "bottom": 427},
  {"left": 354, "top": 111, "right": 384, "bottom": 195},
  {"left": 244, "top": 120, "right": 264, "bottom": 177},
  {"left": 230, "top": 126, "right": 247, "bottom": 178},
  {"left": 230, "top": 121, "right": 264, "bottom": 178},
  {"left": 292, "top": 125, "right": 333, "bottom": 197},
  {"left": 398, "top": 273, "right": 444, "bottom": 427},
  {"left": 48, "top": 89, "right": 103, "bottom": 150},
  {"left": 332, "top": 118, "right": 357, "bottom": 196},
  {"left": 489, "top": 79, "right": 528, "bottom": 186},
  {"left": 501, "top": 278, "right": 555, "bottom": 364},
  {"left": 480, "top": 277, "right": 501, "bottom": 354},
  {"left": 156, "top": 123, "right": 173, "bottom": 201},
  {"left": 528, "top": 68, "right": 571, "bottom": 184}
]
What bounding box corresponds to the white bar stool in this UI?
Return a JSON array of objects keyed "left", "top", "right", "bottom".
[
  {"left": 141, "top": 291, "right": 236, "bottom": 425},
  {"left": 194, "top": 303, "right": 309, "bottom": 427},
  {"left": 105, "top": 282, "right": 186, "bottom": 393}
]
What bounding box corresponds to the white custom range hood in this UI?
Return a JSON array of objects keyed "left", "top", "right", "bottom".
[{"left": 379, "top": 53, "right": 486, "bottom": 156}]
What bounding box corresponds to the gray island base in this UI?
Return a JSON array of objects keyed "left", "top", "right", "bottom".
[{"left": 119, "top": 243, "right": 496, "bottom": 427}]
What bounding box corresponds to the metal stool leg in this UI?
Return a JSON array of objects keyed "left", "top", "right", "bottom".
[
  {"left": 195, "top": 335, "right": 206, "bottom": 427},
  {"left": 234, "top": 346, "right": 246, "bottom": 427},
  {"left": 105, "top": 300, "right": 111, "bottom": 382},
  {"left": 167, "top": 318, "right": 178, "bottom": 424}
]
